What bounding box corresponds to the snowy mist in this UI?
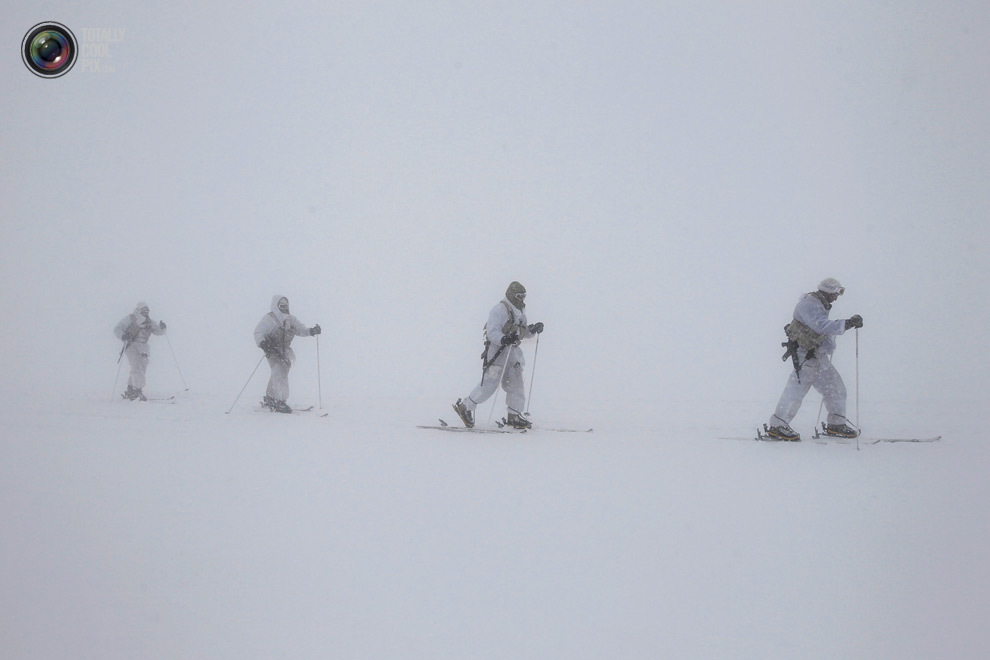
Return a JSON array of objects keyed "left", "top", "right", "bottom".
[{"left": 3, "top": 1, "right": 988, "bottom": 408}]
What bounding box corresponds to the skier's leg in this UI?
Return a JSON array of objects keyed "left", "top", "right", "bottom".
[
  {"left": 125, "top": 346, "right": 137, "bottom": 388},
  {"left": 813, "top": 357, "right": 848, "bottom": 425},
  {"left": 768, "top": 361, "right": 816, "bottom": 427},
  {"left": 272, "top": 359, "right": 291, "bottom": 402},
  {"left": 265, "top": 356, "right": 277, "bottom": 399},
  {"left": 465, "top": 364, "right": 502, "bottom": 412},
  {"left": 265, "top": 356, "right": 291, "bottom": 401},
  {"left": 501, "top": 360, "right": 532, "bottom": 428},
  {"left": 502, "top": 360, "right": 526, "bottom": 416},
  {"left": 126, "top": 344, "right": 149, "bottom": 389}
]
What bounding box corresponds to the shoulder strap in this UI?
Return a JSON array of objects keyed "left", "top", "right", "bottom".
[
  {"left": 500, "top": 300, "right": 516, "bottom": 334},
  {"left": 809, "top": 290, "right": 832, "bottom": 310},
  {"left": 267, "top": 311, "right": 287, "bottom": 334}
]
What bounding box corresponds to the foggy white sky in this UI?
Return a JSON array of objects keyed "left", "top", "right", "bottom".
[{"left": 2, "top": 1, "right": 988, "bottom": 413}]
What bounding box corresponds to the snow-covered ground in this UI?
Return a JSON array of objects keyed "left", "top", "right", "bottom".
[{"left": 2, "top": 385, "right": 985, "bottom": 660}]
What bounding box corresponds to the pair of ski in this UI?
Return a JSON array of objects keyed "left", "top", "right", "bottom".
[
  {"left": 750, "top": 423, "right": 940, "bottom": 444},
  {"left": 255, "top": 404, "right": 331, "bottom": 417},
  {"left": 126, "top": 395, "right": 177, "bottom": 404},
  {"left": 418, "top": 418, "right": 593, "bottom": 434}
]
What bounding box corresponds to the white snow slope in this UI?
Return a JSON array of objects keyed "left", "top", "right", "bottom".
[{"left": 2, "top": 386, "right": 985, "bottom": 660}]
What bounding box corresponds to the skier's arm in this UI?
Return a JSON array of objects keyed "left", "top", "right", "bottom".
[
  {"left": 288, "top": 316, "right": 311, "bottom": 337},
  {"left": 795, "top": 300, "right": 846, "bottom": 337},
  {"left": 150, "top": 319, "right": 166, "bottom": 336},
  {"left": 518, "top": 317, "right": 545, "bottom": 340}
]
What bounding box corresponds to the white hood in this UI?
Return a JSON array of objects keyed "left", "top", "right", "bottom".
[{"left": 270, "top": 295, "right": 289, "bottom": 325}]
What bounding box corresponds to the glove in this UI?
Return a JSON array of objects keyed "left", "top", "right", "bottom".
[
  {"left": 528, "top": 322, "right": 544, "bottom": 334},
  {"left": 309, "top": 324, "right": 321, "bottom": 336},
  {"left": 845, "top": 314, "right": 863, "bottom": 330},
  {"left": 500, "top": 332, "right": 519, "bottom": 346},
  {"left": 259, "top": 338, "right": 276, "bottom": 356},
  {"left": 159, "top": 321, "right": 167, "bottom": 331}
]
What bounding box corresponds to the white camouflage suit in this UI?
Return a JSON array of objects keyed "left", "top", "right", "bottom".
[
  {"left": 769, "top": 292, "right": 851, "bottom": 428},
  {"left": 114, "top": 303, "right": 166, "bottom": 390},
  {"left": 463, "top": 297, "right": 535, "bottom": 417},
  {"left": 254, "top": 295, "right": 312, "bottom": 403}
]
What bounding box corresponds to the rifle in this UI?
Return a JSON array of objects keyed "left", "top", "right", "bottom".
[
  {"left": 780, "top": 324, "right": 816, "bottom": 383},
  {"left": 480, "top": 342, "right": 506, "bottom": 386},
  {"left": 780, "top": 337, "right": 800, "bottom": 380}
]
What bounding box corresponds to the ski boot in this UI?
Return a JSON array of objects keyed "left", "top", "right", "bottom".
[
  {"left": 823, "top": 422, "right": 859, "bottom": 438},
  {"left": 505, "top": 412, "right": 532, "bottom": 430},
  {"left": 122, "top": 385, "right": 146, "bottom": 401},
  {"left": 262, "top": 395, "right": 277, "bottom": 411},
  {"left": 272, "top": 399, "right": 293, "bottom": 414},
  {"left": 452, "top": 398, "right": 474, "bottom": 428},
  {"left": 764, "top": 423, "right": 800, "bottom": 441}
]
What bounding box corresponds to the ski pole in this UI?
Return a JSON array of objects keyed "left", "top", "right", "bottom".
[
  {"left": 487, "top": 363, "right": 502, "bottom": 427},
  {"left": 855, "top": 328, "right": 860, "bottom": 428},
  {"left": 112, "top": 339, "right": 133, "bottom": 399},
  {"left": 117, "top": 340, "right": 131, "bottom": 363},
  {"left": 525, "top": 333, "right": 540, "bottom": 416},
  {"left": 855, "top": 328, "right": 860, "bottom": 451},
  {"left": 165, "top": 333, "right": 189, "bottom": 391},
  {"left": 484, "top": 336, "right": 513, "bottom": 426},
  {"left": 316, "top": 334, "right": 323, "bottom": 410},
  {"left": 487, "top": 349, "right": 512, "bottom": 427},
  {"left": 226, "top": 355, "right": 266, "bottom": 414},
  {"left": 111, "top": 355, "right": 124, "bottom": 401}
]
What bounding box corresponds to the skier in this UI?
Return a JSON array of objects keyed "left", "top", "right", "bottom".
[
  {"left": 453, "top": 281, "right": 544, "bottom": 429},
  {"left": 765, "top": 278, "right": 863, "bottom": 441},
  {"left": 114, "top": 302, "right": 167, "bottom": 401},
  {"left": 254, "top": 295, "right": 321, "bottom": 413}
]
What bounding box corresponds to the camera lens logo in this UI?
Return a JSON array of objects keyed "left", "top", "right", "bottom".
[{"left": 22, "top": 22, "right": 78, "bottom": 78}]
